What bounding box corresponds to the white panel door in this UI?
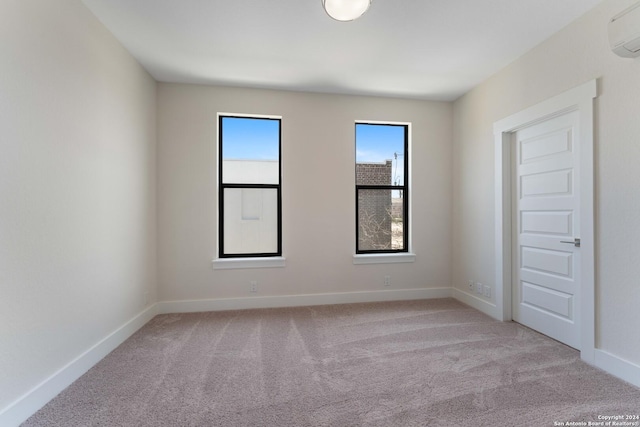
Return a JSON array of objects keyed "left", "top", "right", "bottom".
[{"left": 512, "top": 111, "right": 581, "bottom": 349}]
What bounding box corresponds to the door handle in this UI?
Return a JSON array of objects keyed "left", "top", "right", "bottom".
[{"left": 560, "top": 238, "right": 581, "bottom": 247}]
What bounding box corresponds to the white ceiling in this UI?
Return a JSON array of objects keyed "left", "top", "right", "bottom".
[{"left": 82, "top": 0, "right": 603, "bottom": 101}]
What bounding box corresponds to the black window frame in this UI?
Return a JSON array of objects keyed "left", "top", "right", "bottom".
[
  {"left": 218, "top": 114, "right": 282, "bottom": 258},
  {"left": 355, "top": 122, "right": 409, "bottom": 254}
]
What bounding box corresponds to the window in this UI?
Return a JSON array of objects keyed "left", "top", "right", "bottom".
[
  {"left": 355, "top": 123, "right": 408, "bottom": 254},
  {"left": 218, "top": 115, "right": 281, "bottom": 258}
]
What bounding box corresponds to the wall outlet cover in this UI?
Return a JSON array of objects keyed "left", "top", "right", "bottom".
[{"left": 483, "top": 285, "right": 491, "bottom": 298}]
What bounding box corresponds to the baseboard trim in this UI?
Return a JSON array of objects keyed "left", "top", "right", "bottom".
[
  {"left": 594, "top": 349, "right": 640, "bottom": 389},
  {"left": 452, "top": 288, "right": 500, "bottom": 320},
  {"left": 158, "top": 288, "right": 452, "bottom": 314},
  {"left": 0, "top": 304, "right": 159, "bottom": 427},
  {"left": 3, "top": 291, "right": 639, "bottom": 426}
]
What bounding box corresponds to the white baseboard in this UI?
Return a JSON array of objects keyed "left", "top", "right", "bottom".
[
  {"left": 158, "top": 287, "right": 452, "bottom": 314},
  {"left": 3, "top": 289, "right": 638, "bottom": 427},
  {"left": 594, "top": 349, "right": 640, "bottom": 389},
  {"left": 0, "top": 304, "right": 159, "bottom": 427},
  {"left": 452, "top": 288, "right": 501, "bottom": 320}
]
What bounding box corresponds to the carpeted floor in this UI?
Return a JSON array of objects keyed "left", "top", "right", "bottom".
[{"left": 23, "top": 298, "right": 640, "bottom": 426}]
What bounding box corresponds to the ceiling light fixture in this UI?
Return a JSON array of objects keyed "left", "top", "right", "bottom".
[{"left": 322, "top": 0, "right": 371, "bottom": 22}]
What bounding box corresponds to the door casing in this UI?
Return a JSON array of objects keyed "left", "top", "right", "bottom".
[{"left": 493, "top": 79, "right": 596, "bottom": 363}]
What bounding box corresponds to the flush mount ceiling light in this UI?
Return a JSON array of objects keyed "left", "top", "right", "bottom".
[{"left": 322, "top": 0, "right": 371, "bottom": 22}]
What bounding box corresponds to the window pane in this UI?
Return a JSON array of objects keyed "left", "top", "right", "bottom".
[
  {"left": 358, "top": 189, "right": 405, "bottom": 251},
  {"left": 222, "top": 117, "right": 279, "bottom": 184},
  {"left": 223, "top": 188, "right": 278, "bottom": 254},
  {"left": 356, "top": 124, "right": 405, "bottom": 186}
]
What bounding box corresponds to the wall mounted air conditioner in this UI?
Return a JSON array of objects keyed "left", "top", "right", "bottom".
[{"left": 609, "top": 1, "right": 640, "bottom": 58}]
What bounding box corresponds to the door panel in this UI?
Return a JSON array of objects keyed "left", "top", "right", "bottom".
[
  {"left": 521, "top": 282, "right": 573, "bottom": 319},
  {"left": 521, "top": 246, "right": 573, "bottom": 277},
  {"left": 521, "top": 170, "right": 573, "bottom": 197},
  {"left": 512, "top": 111, "right": 581, "bottom": 349},
  {"left": 521, "top": 211, "right": 573, "bottom": 236},
  {"left": 520, "top": 132, "right": 571, "bottom": 162}
]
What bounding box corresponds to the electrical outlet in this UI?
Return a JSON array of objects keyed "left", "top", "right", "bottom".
[
  {"left": 483, "top": 285, "right": 491, "bottom": 298},
  {"left": 384, "top": 275, "right": 391, "bottom": 287},
  {"left": 143, "top": 291, "right": 149, "bottom": 306},
  {"left": 475, "top": 282, "right": 483, "bottom": 295},
  {"left": 249, "top": 281, "right": 258, "bottom": 293},
  {"left": 468, "top": 280, "right": 474, "bottom": 291}
]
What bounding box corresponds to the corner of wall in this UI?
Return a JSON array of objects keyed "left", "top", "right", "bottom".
[{"left": 0, "top": 305, "right": 158, "bottom": 427}]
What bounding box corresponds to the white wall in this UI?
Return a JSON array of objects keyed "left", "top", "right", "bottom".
[
  {"left": 0, "top": 0, "right": 156, "bottom": 417},
  {"left": 158, "top": 84, "right": 452, "bottom": 303},
  {"left": 222, "top": 161, "right": 280, "bottom": 254},
  {"left": 223, "top": 159, "right": 279, "bottom": 184},
  {"left": 452, "top": 0, "right": 640, "bottom": 366}
]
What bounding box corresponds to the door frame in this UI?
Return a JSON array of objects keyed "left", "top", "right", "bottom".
[{"left": 493, "top": 79, "right": 597, "bottom": 363}]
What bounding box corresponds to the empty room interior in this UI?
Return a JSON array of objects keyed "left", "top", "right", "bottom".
[{"left": 2, "top": 0, "right": 640, "bottom": 425}]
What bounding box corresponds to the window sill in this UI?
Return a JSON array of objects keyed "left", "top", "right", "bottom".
[
  {"left": 212, "top": 257, "right": 286, "bottom": 270},
  {"left": 352, "top": 253, "right": 416, "bottom": 265}
]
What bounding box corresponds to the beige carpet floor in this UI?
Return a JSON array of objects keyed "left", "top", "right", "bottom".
[{"left": 23, "top": 298, "right": 640, "bottom": 426}]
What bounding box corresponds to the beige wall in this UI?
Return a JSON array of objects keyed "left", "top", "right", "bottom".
[
  {"left": 157, "top": 84, "right": 452, "bottom": 302},
  {"left": 0, "top": 0, "right": 156, "bottom": 411},
  {"left": 452, "top": 0, "right": 640, "bottom": 365}
]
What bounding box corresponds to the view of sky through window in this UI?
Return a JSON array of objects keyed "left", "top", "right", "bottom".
[{"left": 221, "top": 117, "right": 279, "bottom": 160}]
